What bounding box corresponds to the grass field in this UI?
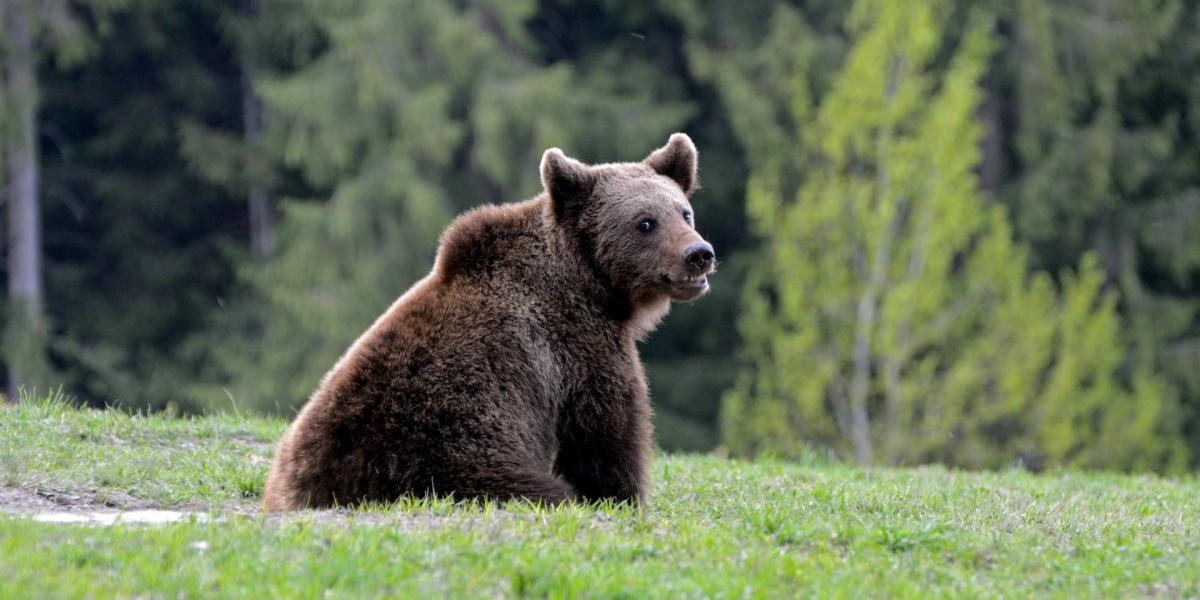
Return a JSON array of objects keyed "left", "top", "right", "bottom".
[{"left": 1, "top": 397, "right": 1198, "bottom": 598}]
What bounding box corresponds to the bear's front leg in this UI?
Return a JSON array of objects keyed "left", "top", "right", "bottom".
[{"left": 553, "top": 375, "right": 653, "bottom": 503}]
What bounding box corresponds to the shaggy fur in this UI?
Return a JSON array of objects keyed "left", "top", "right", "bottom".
[{"left": 263, "top": 133, "right": 716, "bottom": 511}]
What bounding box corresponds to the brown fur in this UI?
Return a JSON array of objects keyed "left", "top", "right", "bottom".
[{"left": 262, "top": 133, "right": 715, "bottom": 511}]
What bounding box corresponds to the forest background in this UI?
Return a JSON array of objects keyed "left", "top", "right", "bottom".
[{"left": 2, "top": 0, "right": 1198, "bottom": 472}]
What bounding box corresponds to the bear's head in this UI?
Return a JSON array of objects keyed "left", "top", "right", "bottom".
[{"left": 540, "top": 133, "right": 716, "bottom": 313}]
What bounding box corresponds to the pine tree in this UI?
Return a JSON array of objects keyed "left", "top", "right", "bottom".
[
  {"left": 1, "top": 0, "right": 123, "bottom": 400},
  {"left": 25, "top": 1, "right": 286, "bottom": 411},
  {"left": 176, "top": 0, "right": 321, "bottom": 261},
  {"left": 722, "top": 0, "right": 1185, "bottom": 472}
]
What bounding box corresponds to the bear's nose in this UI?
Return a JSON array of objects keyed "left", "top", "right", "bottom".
[{"left": 683, "top": 242, "right": 716, "bottom": 273}]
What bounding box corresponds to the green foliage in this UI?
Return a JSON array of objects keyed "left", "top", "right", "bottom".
[
  {"left": 0, "top": 0, "right": 128, "bottom": 399},
  {"left": 722, "top": 0, "right": 1186, "bottom": 472},
  {"left": 27, "top": 3, "right": 259, "bottom": 412}
]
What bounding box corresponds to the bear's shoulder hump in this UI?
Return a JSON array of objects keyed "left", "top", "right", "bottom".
[{"left": 434, "top": 197, "right": 547, "bottom": 279}]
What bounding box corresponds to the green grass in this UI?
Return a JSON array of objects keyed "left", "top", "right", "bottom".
[{"left": 2, "top": 395, "right": 1198, "bottom": 598}]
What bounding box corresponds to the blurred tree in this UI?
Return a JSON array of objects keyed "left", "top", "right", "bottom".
[
  {"left": 2, "top": 0, "right": 47, "bottom": 400},
  {"left": 673, "top": 0, "right": 850, "bottom": 452},
  {"left": 32, "top": 1, "right": 272, "bottom": 410},
  {"left": 722, "top": 0, "right": 1186, "bottom": 471},
  {"left": 176, "top": 0, "right": 321, "bottom": 260},
  {"left": 1, "top": 0, "right": 123, "bottom": 400}
]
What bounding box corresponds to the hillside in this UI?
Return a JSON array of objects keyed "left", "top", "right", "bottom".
[{"left": 1, "top": 398, "right": 1197, "bottom": 598}]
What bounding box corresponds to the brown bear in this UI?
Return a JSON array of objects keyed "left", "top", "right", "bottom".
[{"left": 262, "top": 133, "right": 716, "bottom": 511}]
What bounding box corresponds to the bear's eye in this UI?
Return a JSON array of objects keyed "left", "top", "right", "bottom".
[
  {"left": 637, "top": 219, "right": 656, "bottom": 233},
  {"left": 682, "top": 210, "right": 693, "bottom": 224}
]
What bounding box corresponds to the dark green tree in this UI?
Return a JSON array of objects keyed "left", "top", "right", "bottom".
[
  {"left": 1, "top": 0, "right": 125, "bottom": 400},
  {"left": 32, "top": 1, "right": 261, "bottom": 410}
]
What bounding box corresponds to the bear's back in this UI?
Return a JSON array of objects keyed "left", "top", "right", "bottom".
[{"left": 264, "top": 203, "right": 575, "bottom": 509}]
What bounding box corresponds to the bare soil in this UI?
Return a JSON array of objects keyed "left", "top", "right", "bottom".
[
  {"left": 0, "top": 484, "right": 463, "bottom": 529},
  {"left": 0, "top": 485, "right": 152, "bottom": 514}
]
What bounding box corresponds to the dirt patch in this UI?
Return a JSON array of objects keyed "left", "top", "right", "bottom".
[
  {"left": 0, "top": 486, "right": 152, "bottom": 514},
  {"left": 230, "top": 433, "right": 275, "bottom": 454},
  {"left": 1, "top": 485, "right": 555, "bottom": 531},
  {"left": 0, "top": 486, "right": 200, "bottom": 526},
  {"left": 0, "top": 485, "right": 233, "bottom": 526}
]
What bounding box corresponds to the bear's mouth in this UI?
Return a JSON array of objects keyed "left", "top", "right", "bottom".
[
  {"left": 674, "top": 273, "right": 708, "bottom": 289},
  {"left": 667, "top": 272, "right": 711, "bottom": 300}
]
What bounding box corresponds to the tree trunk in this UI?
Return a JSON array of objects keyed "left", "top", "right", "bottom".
[
  {"left": 847, "top": 293, "right": 877, "bottom": 466},
  {"left": 978, "top": 91, "right": 1006, "bottom": 193},
  {"left": 237, "top": 55, "right": 271, "bottom": 255},
  {"left": 883, "top": 208, "right": 932, "bottom": 464},
  {"left": 844, "top": 56, "right": 907, "bottom": 466},
  {"left": 4, "top": 0, "right": 46, "bottom": 400},
  {"left": 236, "top": 3, "right": 272, "bottom": 259},
  {"left": 846, "top": 193, "right": 902, "bottom": 467}
]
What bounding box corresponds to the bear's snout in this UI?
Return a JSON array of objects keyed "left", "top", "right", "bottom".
[{"left": 682, "top": 242, "right": 716, "bottom": 274}]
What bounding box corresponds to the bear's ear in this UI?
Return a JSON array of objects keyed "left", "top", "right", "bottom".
[
  {"left": 540, "top": 147, "right": 595, "bottom": 220},
  {"left": 644, "top": 133, "right": 699, "bottom": 195}
]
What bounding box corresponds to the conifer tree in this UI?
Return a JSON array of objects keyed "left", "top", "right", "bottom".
[{"left": 1, "top": 0, "right": 123, "bottom": 400}]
